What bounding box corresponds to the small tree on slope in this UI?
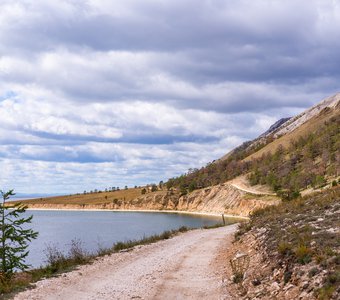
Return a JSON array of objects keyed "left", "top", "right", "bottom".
[{"left": 0, "top": 190, "right": 38, "bottom": 284}]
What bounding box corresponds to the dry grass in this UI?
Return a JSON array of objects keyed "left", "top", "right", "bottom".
[
  {"left": 237, "top": 186, "right": 340, "bottom": 299},
  {"left": 13, "top": 188, "right": 144, "bottom": 206},
  {"left": 244, "top": 107, "right": 338, "bottom": 161}
]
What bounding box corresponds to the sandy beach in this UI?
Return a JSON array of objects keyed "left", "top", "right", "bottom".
[{"left": 13, "top": 224, "right": 237, "bottom": 300}]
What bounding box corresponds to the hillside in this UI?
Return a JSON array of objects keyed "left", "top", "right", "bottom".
[
  {"left": 21, "top": 183, "right": 279, "bottom": 217},
  {"left": 10, "top": 93, "right": 340, "bottom": 299},
  {"left": 20, "top": 188, "right": 143, "bottom": 206},
  {"left": 166, "top": 93, "right": 340, "bottom": 199},
  {"left": 18, "top": 93, "right": 340, "bottom": 217},
  {"left": 226, "top": 185, "right": 340, "bottom": 300}
]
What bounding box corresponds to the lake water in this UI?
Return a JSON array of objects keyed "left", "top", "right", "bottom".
[{"left": 24, "top": 210, "right": 235, "bottom": 268}]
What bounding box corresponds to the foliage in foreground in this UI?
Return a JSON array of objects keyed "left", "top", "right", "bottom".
[{"left": 0, "top": 190, "right": 38, "bottom": 292}]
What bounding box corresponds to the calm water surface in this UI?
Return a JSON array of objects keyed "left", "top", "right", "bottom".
[{"left": 24, "top": 210, "right": 231, "bottom": 268}]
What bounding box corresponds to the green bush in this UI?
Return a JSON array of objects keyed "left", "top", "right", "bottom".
[
  {"left": 0, "top": 190, "right": 38, "bottom": 285},
  {"left": 294, "top": 245, "right": 312, "bottom": 264},
  {"left": 278, "top": 241, "right": 293, "bottom": 256}
]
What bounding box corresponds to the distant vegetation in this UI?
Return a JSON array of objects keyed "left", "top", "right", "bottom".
[
  {"left": 166, "top": 115, "right": 340, "bottom": 198},
  {"left": 20, "top": 187, "right": 144, "bottom": 206}
]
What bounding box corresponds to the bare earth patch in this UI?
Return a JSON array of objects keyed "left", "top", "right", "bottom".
[
  {"left": 13, "top": 225, "right": 237, "bottom": 300},
  {"left": 229, "top": 176, "right": 276, "bottom": 196}
]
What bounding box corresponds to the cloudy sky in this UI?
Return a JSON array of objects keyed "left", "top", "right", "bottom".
[{"left": 0, "top": 0, "right": 339, "bottom": 195}]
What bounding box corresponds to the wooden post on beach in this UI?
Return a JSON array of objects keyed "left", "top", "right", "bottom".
[{"left": 222, "top": 214, "right": 226, "bottom": 225}]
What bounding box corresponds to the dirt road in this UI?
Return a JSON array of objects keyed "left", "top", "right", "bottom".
[
  {"left": 14, "top": 225, "right": 237, "bottom": 300},
  {"left": 230, "top": 176, "right": 276, "bottom": 196}
]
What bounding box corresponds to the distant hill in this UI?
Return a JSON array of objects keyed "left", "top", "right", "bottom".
[
  {"left": 17, "top": 93, "right": 340, "bottom": 209},
  {"left": 166, "top": 93, "right": 340, "bottom": 198}
]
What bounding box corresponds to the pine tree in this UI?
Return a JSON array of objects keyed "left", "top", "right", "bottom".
[{"left": 0, "top": 190, "right": 38, "bottom": 283}]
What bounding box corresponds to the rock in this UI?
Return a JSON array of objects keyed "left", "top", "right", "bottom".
[
  {"left": 254, "top": 288, "right": 265, "bottom": 297},
  {"left": 273, "top": 269, "right": 280, "bottom": 278},
  {"left": 301, "top": 281, "right": 309, "bottom": 290},
  {"left": 257, "top": 228, "right": 267, "bottom": 235},
  {"left": 283, "top": 283, "right": 295, "bottom": 291},
  {"left": 299, "top": 291, "right": 308, "bottom": 299},
  {"left": 252, "top": 278, "right": 261, "bottom": 286},
  {"left": 270, "top": 282, "right": 280, "bottom": 291}
]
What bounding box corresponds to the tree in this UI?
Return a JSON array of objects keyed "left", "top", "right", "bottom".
[{"left": 0, "top": 190, "right": 38, "bottom": 283}]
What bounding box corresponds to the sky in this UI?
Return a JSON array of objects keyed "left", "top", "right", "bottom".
[{"left": 0, "top": 0, "right": 340, "bottom": 195}]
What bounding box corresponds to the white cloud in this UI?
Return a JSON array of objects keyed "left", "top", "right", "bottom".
[{"left": 0, "top": 0, "right": 339, "bottom": 193}]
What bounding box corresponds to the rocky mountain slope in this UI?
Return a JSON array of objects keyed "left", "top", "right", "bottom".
[
  {"left": 272, "top": 93, "right": 340, "bottom": 138},
  {"left": 226, "top": 185, "right": 340, "bottom": 300},
  {"left": 22, "top": 93, "right": 339, "bottom": 218},
  {"left": 220, "top": 92, "right": 340, "bottom": 162}
]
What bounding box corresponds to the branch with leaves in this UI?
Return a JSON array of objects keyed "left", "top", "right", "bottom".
[{"left": 0, "top": 190, "right": 38, "bottom": 285}]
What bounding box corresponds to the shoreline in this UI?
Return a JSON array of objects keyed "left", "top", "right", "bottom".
[
  {"left": 13, "top": 225, "right": 238, "bottom": 300},
  {"left": 25, "top": 207, "right": 249, "bottom": 220}
]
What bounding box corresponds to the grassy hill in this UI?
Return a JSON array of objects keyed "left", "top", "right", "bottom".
[
  {"left": 19, "top": 187, "right": 143, "bottom": 206},
  {"left": 16, "top": 94, "right": 340, "bottom": 210},
  {"left": 166, "top": 94, "right": 340, "bottom": 199}
]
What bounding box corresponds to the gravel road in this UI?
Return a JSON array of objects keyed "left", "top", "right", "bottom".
[{"left": 14, "top": 225, "right": 237, "bottom": 300}]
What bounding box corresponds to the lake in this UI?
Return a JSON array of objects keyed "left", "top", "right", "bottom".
[{"left": 24, "top": 210, "right": 236, "bottom": 268}]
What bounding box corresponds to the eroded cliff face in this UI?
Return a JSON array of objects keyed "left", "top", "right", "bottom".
[
  {"left": 26, "top": 183, "right": 279, "bottom": 217},
  {"left": 177, "top": 184, "right": 278, "bottom": 216}
]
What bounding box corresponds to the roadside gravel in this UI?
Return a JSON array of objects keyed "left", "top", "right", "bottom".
[{"left": 13, "top": 225, "right": 237, "bottom": 300}]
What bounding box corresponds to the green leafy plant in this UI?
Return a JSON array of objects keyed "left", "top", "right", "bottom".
[{"left": 0, "top": 190, "right": 38, "bottom": 285}]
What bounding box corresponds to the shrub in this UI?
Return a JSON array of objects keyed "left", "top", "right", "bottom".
[
  {"left": 284, "top": 270, "right": 292, "bottom": 284},
  {"left": 68, "top": 239, "right": 88, "bottom": 264},
  {"left": 44, "top": 244, "right": 67, "bottom": 272},
  {"left": 0, "top": 190, "right": 38, "bottom": 284},
  {"left": 278, "top": 241, "right": 293, "bottom": 256},
  {"left": 308, "top": 267, "right": 319, "bottom": 278},
  {"left": 294, "top": 245, "right": 312, "bottom": 264}
]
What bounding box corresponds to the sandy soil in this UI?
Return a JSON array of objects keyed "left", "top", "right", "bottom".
[
  {"left": 229, "top": 176, "right": 276, "bottom": 196},
  {"left": 14, "top": 225, "right": 237, "bottom": 300}
]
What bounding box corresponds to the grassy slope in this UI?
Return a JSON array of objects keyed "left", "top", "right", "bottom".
[
  {"left": 244, "top": 106, "right": 339, "bottom": 161},
  {"left": 18, "top": 188, "right": 144, "bottom": 205},
  {"left": 16, "top": 100, "right": 339, "bottom": 207}
]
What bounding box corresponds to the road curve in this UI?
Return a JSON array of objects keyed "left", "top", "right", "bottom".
[{"left": 14, "top": 225, "right": 237, "bottom": 300}]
